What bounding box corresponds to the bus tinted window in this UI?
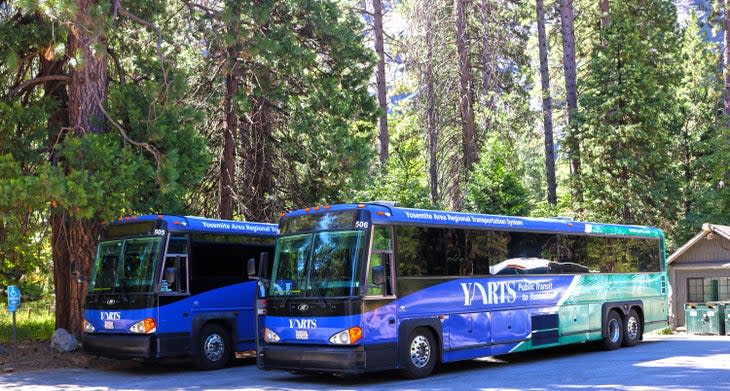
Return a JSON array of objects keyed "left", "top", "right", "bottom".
[
  {"left": 396, "top": 226, "right": 465, "bottom": 277},
  {"left": 565, "top": 236, "right": 660, "bottom": 273},
  {"left": 396, "top": 226, "right": 661, "bottom": 276}
]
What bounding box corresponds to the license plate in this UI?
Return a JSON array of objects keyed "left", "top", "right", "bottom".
[
  {"left": 104, "top": 321, "right": 114, "bottom": 329},
  {"left": 295, "top": 330, "right": 309, "bottom": 340}
]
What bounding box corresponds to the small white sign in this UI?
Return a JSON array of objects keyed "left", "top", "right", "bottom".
[
  {"left": 690, "top": 310, "right": 697, "bottom": 316},
  {"left": 104, "top": 321, "right": 114, "bottom": 329},
  {"left": 295, "top": 330, "right": 309, "bottom": 340},
  {"left": 707, "top": 311, "right": 715, "bottom": 317}
]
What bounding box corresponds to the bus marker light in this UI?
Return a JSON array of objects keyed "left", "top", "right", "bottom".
[
  {"left": 305, "top": 207, "right": 311, "bottom": 212},
  {"left": 348, "top": 326, "right": 363, "bottom": 344},
  {"left": 357, "top": 203, "right": 365, "bottom": 208},
  {"left": 314, "top": 206, "right": 321, "bottom": 211},
  {"left": 324, "top": 205, "right": 331, "bottom": 209}
]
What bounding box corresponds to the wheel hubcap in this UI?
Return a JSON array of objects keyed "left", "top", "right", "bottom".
[
  {"left": 608, "top": 318, "right": 620, "bottom": 343},
  {"left": 410, "top": 335, "right": 431, "bottom": 368},
  {"left": 204, "top": 333, "right": 225, "bottom": 362},
  {"left": 626, "top": 316, "right": 639, "bottom": 341}
]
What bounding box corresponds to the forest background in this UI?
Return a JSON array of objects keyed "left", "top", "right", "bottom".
[{"left": 1, "top": 0, "right": 730, "bottom": 335}]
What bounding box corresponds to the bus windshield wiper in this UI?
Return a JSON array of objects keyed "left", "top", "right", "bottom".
[{"left": 308, "top": 263, "right": 328, "bottom": 308}]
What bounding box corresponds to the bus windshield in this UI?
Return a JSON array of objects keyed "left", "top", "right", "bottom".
[
  {"left": 269, "top": 230, "right": 365, "bottom": 297},
  {"left": 88, "top": 236, "right": 164, "bottom": 293}
]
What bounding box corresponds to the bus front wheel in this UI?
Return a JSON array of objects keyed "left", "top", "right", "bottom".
[
  {"left": 194, "top": 323, "right": 232, "bottom": 370},
  {"left": 602, "top": 310, "right": 623, "bottom": 350},
  {"left": 401, "top": 327, "right": 437, "bottom": 379},
  {"left": 622, "top": 308, "right": 641, "bottom": 347}
]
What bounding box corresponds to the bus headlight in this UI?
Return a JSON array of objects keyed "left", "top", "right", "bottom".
[
  {"left": 83, "top": 319, "right": 95, "bottom": 333},
  {"left": 264, "top": 328, "right": 280, "bottom": 343},
  {"left": 328, "top": 326, "right": 362, "bottom": 345},
  {"left": 129, "top": 318, "right": 156, "bottom": 334}
]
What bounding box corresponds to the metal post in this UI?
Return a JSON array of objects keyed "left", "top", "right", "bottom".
[{"left": 12, "top": 310, "right": 17, "bottom": 352}]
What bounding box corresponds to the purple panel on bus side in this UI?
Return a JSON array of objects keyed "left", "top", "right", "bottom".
[{"left": 396, "top": 275, "right": 577, "bottom": 317}]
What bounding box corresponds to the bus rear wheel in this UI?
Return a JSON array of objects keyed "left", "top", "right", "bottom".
[
  {"left": 194, "top": 323, "right": 231, "bottom": 370},
  {"left": 401, "top": 327, "right": 437, "bottom": 379},
  {"left": 602, "top": 310, "right": 623, "bottom": 351},
  {"left": 622, "top": 308, "right": 641, "bottom": 347}
]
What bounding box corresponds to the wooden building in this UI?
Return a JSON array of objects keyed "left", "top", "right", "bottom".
[{"left": 667, "top": 223, "right": 730, "bottom": 328}]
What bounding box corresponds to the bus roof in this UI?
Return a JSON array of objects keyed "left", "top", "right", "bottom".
[
  {"left": 109, "top": 215, "right": 278, "bottom": 236},
  {"left": 282, "top": 203, "right": 664, "bottom": 239}
]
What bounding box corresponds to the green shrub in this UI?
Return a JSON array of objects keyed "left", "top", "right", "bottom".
[{"left": 0, "top": 300, "right": 55, "bottom": 343}]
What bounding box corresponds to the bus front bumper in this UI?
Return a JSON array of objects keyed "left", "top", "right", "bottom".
[
  {"left": 82, "top": 333, "right": 156, "bottom": 359},
  {"left": 260, "top": 344, "right": 368, "bottom": 374}
]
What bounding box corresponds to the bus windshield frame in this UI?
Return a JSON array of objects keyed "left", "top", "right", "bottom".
[
  {"left": 88, "top": 236, "right": 165, "bottom": 294},
  {"left": 270, "top": 210, "right": 371, "bottom": 298}
]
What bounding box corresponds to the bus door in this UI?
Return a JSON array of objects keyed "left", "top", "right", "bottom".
[
  {"left": 157, "top": 234, "right": 191, "bottom": 356},
  {"left": 363, "top": 225, "right": 398, "bottom": 369}
]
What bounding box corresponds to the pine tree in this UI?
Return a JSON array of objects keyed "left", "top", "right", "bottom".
[{"left": 579, "top": 0, "right": 682, "bottom": 226}]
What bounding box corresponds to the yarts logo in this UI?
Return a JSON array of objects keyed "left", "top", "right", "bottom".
[
  {"left": 460, "top": 281, "right": 517, "bottom": 306},
  {"left": 289, "top": 319, "right": 317, "bottom": 328}
]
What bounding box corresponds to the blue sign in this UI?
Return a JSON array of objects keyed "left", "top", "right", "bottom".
[{"left": 7, "top": 285, "right": 20, "bottom": 312}]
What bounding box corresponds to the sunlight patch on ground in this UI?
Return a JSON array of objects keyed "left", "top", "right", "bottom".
[{"left": 635, "top": 353, "right": 730, "bottom": 370}]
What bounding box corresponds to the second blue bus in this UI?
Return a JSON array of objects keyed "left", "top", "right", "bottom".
[{"left": 82, "top": 215, "right": 277, "bottom": 369}]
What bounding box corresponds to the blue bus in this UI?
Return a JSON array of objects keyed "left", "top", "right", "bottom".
[
  {"left": 82, "top": 215, "right": 277, "bottom": 370},
  {"left": 259, "top": 203, "right": 668, "bottom": 378}
]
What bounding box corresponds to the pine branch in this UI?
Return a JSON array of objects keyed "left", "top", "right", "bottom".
[{"left": 7, "top": 75, "right": 71, "bottom": 98}]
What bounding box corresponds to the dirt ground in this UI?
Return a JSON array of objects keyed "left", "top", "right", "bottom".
[{"left": 0, "top": 340, "right": 137, "bottom": 374}]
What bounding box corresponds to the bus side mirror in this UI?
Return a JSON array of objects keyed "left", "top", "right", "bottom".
[
  {"left": 258, "top": 252, "right": 270, "bottom": 279},
  {"left": 372, "top": 265, "right": 385, "bottom": 286},
  {"left": 247, "top": 258, "right": 257, "bottom": 277}
]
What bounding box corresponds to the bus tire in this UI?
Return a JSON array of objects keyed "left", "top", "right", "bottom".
[
  {"left": 401, "top": 327, "right": 437, "bottom": 379},
  {"left": 194, "top": 323, "right": 231, "bottom": 370},
  {"left": 622, "top": 308, "right": 641, "bottom": 347},
  {"left": 602, "top": 310, "right": 623, "bottom": 351}
]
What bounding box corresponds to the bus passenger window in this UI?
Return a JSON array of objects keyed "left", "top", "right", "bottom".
[
  {"left": 162, "top": 256, "right": 188, "bottom": 294},
  {"left": 368, "top": 225, "right": 393, "bottom": 296}
]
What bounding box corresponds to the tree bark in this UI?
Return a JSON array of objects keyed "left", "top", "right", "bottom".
[
  {"left": 536, "top": 0, "right": 557, "bottom": 205},
  {"left": 219, "top": 46, "right": 239, "bottom": 219},
  {"left": 372, "top": 0, "right": 389, "bottom": 164},
  {"left": 600, "top": 0, "right": 610, "bottom": 30},
  {"left": 478, "top": 0, "right": 495, "bottom": 119},
  {"left": 241, "top": 71, "right": 274, "bottom": 223},
  {"left": 51, "top": 0, "right": 109, "bottom": 335},
  {"left": 559, "top": 0, "right": 582, "bottom": 205},
  {"left": 67, "top": 0, "right": 108, "bottom": 135},
  {"left": 425, "top": 13, "right": 439, "bottom": 204},
  {"left": 454, "top": 0, "right": 478, "bottom": 176},
  {"left": 724, "top": 0, "right": 730, "bottom": 121}
]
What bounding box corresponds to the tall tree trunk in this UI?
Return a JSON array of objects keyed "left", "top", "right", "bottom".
[
  {"left": 425, "top": 14, "right": 439, "bottom": 204},
  {"left": 372, "top": 0, "right": 389, "bottom": 164},
  {"left": 478, "top": 0, "right": 495, "bottom": 131},
  {"left": 220, "top": 45, "right": 239, "bottom": 220},
  {"left": 241, "top": 73, "right": 274, "bottom": 223},
  {"left": 559, "top": 0, "right": 582, "bottom": 206},
  {"left": 454, "top": 0, "right": 478, "bottom": 176},
  {"left": 724, "top": 0, "right": 730, "bottom": 121},
  {"left": 536, "top": 0, "right": 557, "bottom": 205},
  {"left": 52, "top": 0, "right": 109, "bottom": 335},
  {"left": 600, "top": 0, "right": 610, "bottom": 30}
]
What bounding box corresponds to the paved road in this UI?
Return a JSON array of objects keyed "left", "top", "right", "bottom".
[{"left": 2, "top": 334, "right": 729, "bottom": 390}]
